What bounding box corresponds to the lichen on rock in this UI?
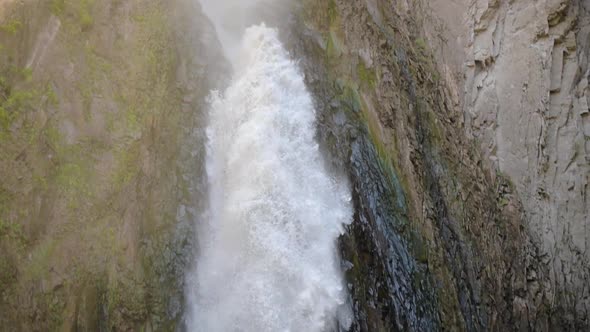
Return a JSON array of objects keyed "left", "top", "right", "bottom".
[
  {"left": 291, "top": 0, "right": 588, "bottom": 330},
  {"left": 0, "top": 0, "right": 223, "bottom": 329}
]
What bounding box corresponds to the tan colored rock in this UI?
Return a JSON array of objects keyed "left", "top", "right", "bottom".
[
  {"left": 0, "top": 0, "right": 223, "bottom": 329},
  {"left": 424, "top": 0, "right": 590, "bottom": 326}
]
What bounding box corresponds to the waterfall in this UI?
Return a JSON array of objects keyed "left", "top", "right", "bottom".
[{"left": 184, "top": 6, "right": 353, "bottom": 331}]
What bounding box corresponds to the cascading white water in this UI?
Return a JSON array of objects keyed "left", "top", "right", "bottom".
[
  {"left": 186, "top": 25, "right": 352, "bottom": 331},
  {"left": 186, "top": 3, "right": 353, "bottom": 331},
  {"left": 197, "top": 0, "right": 293, "bottom": 68}
]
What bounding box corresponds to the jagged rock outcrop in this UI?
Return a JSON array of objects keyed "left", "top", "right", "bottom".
[
  {"left": 1, "top": 0, "right": 587, "bottom": 331},
  {"left": 292, "top": 0, "right": 588, "bottom": 330},
  {"left": 425, "top": 0, "right": 590, "bottom": 327}
]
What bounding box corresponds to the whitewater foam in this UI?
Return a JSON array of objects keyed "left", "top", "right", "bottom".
[{"left": 186, "top": 24, "right": 352, "bottom": 332}]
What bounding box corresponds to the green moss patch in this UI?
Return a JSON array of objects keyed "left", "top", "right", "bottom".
[
  {"left": 0, "top": 19, "right": 22, "bottom": 34},
  {"left": 357, "top": 61, "right": 377, "bottom": 89}
]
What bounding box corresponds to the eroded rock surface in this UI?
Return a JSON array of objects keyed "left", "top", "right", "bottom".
[
  {"left": 292, "top": 0, "right": 589, "bottom": 330},
  {"left": 0, "top": 0, "right": 224, "bottom": 330},
  {"left": 1, "top": 0, "right": 588, "bottom": 331},
  {"left": 427, "top": 0, "right": 590, "bottom": 327}
]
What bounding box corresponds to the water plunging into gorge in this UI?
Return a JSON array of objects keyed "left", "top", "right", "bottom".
[{"left": 185, "top": 2, "right": 353, "bottom": 331}]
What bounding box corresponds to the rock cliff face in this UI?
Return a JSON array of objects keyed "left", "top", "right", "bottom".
[
  {"left": 0, "top": 0, "right": 587, "bottom": 331},
  {"left": 425, "top": 0, "right": 589, "bottom": 327},
  {"left": 292, "top": 0, "right": 588, "bottom": 330},
  {"left": 0, "top": 0, "right": 224, "bottom": 330}
]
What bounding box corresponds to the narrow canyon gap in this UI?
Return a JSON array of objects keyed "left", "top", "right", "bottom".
[{"left": 0, "top": 0, "right": 587, "bottom": 330}]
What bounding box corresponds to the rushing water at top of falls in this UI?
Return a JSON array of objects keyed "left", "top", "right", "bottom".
[
  {"left": 185, "top": 24, "right": 353, "bottom": 331},
  {"left": 198, "top": 0, "right": 293, "bottom": 68}
]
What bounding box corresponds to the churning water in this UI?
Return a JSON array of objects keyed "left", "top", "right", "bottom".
[{"left": 185, "top": 5, "right": 353, "bottom": 331}]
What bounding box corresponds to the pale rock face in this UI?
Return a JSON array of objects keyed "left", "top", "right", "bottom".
[{"left": 428, "top": 0, "right": 589, "bottom": 323}]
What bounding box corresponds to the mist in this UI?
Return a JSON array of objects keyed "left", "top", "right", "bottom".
[{"left": 199, "top": 0, "right": 295, "bottom": 67}]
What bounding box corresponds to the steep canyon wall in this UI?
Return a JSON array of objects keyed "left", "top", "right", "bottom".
[
  {"left": 0, "top": 0, "right": 224, "bottom": 329},
  {"left": 0, "top": 0, "right": 588, "bottom": 331},
  {"left": 292, "top": 0, "right": 588, "bottom": 330}
]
